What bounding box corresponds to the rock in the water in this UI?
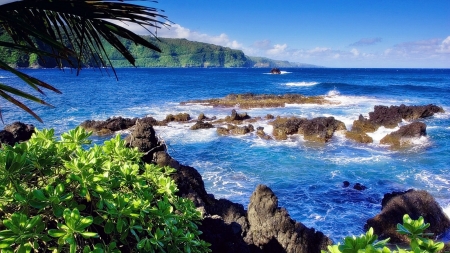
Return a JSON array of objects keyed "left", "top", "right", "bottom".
[
  {"left": 256, "top": 127, "right": 272, "bottom": 140},
  {"left": 80, "top": 116, "right": 137, "bottom": 135},
  {"left": 353, "top": 183, "right": 367, "bottom": 191},
  {"left": 298, "top": 117, "right": 347, "bottom": 143},
  {"left": 190, "top": 121, "right": 214, "bottom": 130},
  {"left": 365, "top": 189, "right": 450, "bottom": 243},
  {"left": 165, "top": 113, "right": 191, "bottom": 122},
  {"left": 245, "top": 184, "right": 332, "bottom": 252},
  {"left": 380, "top": 122, "right": 427, "bottom": 148},
  {"left": 4, "top": 122, "right": 35, "bottom": 143},
  {"left": 270, "top": 68, "right": 281, "bottom": 74}
]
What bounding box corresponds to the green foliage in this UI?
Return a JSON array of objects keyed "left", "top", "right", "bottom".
[
  {"left": 323, "top": 214, "right": 445, "bottom": 253},
  {"left": 0, "top": 127, "right": 211, "bottom": 252}
]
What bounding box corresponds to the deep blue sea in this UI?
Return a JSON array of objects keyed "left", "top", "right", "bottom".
[{"left": 1, "top": 68, "right": 450, "bottom": 242}]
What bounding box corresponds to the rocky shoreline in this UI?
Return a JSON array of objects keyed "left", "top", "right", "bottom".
[{"left": 1, "top": 97, "right": 449, "bottom": 252}]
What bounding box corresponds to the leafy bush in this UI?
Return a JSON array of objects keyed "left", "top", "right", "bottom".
[
  {"left": 323, "top": 214, "right": 444, "bottom": 253},
  {"left": 0, "top": 127, "right": 211, "bottom": 252}
]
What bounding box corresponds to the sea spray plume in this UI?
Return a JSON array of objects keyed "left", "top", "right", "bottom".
[{"left": 0, "top": 0, "right": 170, "bottom": 122}]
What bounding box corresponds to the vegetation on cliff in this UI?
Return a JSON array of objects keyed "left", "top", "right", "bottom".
[{"left": 0, "top": 35, "right": 320, "bottom": 69}]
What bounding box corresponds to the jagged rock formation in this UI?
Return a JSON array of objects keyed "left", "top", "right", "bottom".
[
  {"left": 80, "top": 116, "right": 138, "bottom": 135},
  {"left": 270, "top": 116, "right": 346, "bottom": 142},
  {"left": 379, "top": 122, "right": 427, "bottom": 148}
]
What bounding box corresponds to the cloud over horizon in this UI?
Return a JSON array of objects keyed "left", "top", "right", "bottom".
[
  {"left": 111, "top": 21, "right": 450, "bottom": 67},
  {"left": 350, "top": 37, "right": 382, "bottom": 47}
]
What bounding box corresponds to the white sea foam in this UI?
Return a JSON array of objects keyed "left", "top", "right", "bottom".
[
  {"left": 280, "top": 71, "right": 291, "bottom": 74},
  {"left": 154, "top": 123, "right": 218, "bottom": 145},
  {"left": 285, "top": 81, "right": 319, "bottom": 87},
  {"left": 366, "top": 126, "right": 399, "bottom": 144}
]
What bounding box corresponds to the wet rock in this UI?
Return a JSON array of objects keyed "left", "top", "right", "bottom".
[
  {"left": 198, "top": 113, "right": 207, "bottom": 121},
  {"left": 265, "top": 114, "right": 275, "bottom": 120},
  {"left": 365, "top": 189, "right": 450, "bottom": 243},
  {"left": 190, "top": 121, "right": 214, "bottom": 130},
  {"left": 256, "top": 127, "right": 272, "bottom": 140},
  {"left": 230, "top": 124, "right": 254, "bottom": 135},
  {"left": 80, "top": 116, "right": 137, "bottom": 135},
  {"left": 245, "top": 185, "right": 332, "bottom": 252},
  {"left": 342, "top": 181, "right": 350, "bottom": 188},
  {"left": 353, "top": 183, "right": 367, "bottom": 191},
  {"left": 217, "top": 127, "right": 230, "bottom": 136},
  {"left": 4, "top": 122, "right": 35, "bottom": 143},
  {"left": 270, "top": 68, "right": 281, "bottom": 74},
  {"left": 229, "top": 109, "right": 251, "bottom": 122},
  {"left": 298, "top": 117, "right": 347, "bottom": 143},
  {"left": 380, "top": 122, "right": 427, "bottom": 148},
  {"left": 369, "top": 104, "right": 444, "bottom": 129},
  {"left": 165, "top": 113, "right": 190, "bottom": 122},
  {"left": 270, "top": 117, "right": 307, "bottom": 140}
]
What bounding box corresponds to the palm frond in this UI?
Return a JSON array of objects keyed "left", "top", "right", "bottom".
[{"left": 0, "top": 0, "right": 169, "bottom": 122}]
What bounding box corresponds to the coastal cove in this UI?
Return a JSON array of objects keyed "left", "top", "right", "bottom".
[{"left": 1, "top": 68, "right": 450, "bottom": 242}]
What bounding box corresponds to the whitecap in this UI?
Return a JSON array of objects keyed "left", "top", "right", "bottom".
[
  {"left": 366, "top": 126, "right": 399, "bottom": 144},
  {"left": 285, "top": 81, "right": 319, "bottom": 87}
]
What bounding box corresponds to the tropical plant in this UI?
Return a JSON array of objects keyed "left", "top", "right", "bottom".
[
  {"left": 322, "top": 214, "right": 445, "bottom": 253},
  {"left": 0, "top": 0, "right": 168, "bottom": 122},
  {"left": 0, "top": 127, "right": 211, "bottom": 252}
]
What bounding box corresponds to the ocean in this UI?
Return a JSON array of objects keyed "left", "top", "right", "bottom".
[{"left": 1, "top": 68, "right": 449, "bottom": 242}]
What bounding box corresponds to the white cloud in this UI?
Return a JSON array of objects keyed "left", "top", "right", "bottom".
[
  {"left": 350, "top": 37, "right": 382, "bottom": 47},
  {"left": 438, "top": 36, "right": 450, "bottom": 53},
  {"left": 350, "top": 48, "right": 360, "bottom": 57},
  {"left": 266, "top": 44, "right": 288, "bottom": 56}
]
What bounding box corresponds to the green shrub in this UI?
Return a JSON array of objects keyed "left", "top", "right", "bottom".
[
  {"left": 323, "top": 214, "right": 444, "bottom": 253},
  {"left": 0, "top": 127, "right": 211, "bottom": 252}
]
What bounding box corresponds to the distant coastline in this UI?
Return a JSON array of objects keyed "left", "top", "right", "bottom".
[{"left": 0, "top": 33, "right": 323, "bottom": 68}]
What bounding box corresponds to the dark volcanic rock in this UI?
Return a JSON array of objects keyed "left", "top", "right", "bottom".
[
  {"left": 298, "top": 116, "right": 347, "bottom": 143},
  {"left": 369, "top": 104, "right": 444, "bottom": 129},
  {"left": 165, "top": 113, "right": 191, "bottom": 122},
  {"left": 270, "top": 117, "right": 307, "bottom": 140},
  {"left": 4, "top": 122, "right": 35, "bottom": 143},
  {"left": 124, "top": 118, "right": 165, "bottom": 163},
  {"left": 80, "top": 116, "right": 137, "bottom": 135},
  {"left": 380, "top": 122, "right": 426, "bottom": 148},
  {"left": 190, "top": 121, "right": 214, "bottom": 130},
  {"left": 270, "top": 116, "right": 345, "bottom": 142},
  {"left": 365, "top": 189, "right": 450, "bottom": 243},
  {"left": 353, "top": 183, "right": 367, "bottom": 191},
  {"left": 270, "top": 68, "right": 281, "bottom": 74},
  {"left": 0, "top": 130, "right": 15, "bottom": 147},
  {"left": 245, "top": 185, "right": 332, "bottom": 252},
  {"left": 256, "top": 127, "right": 272, "bottom": 140}
]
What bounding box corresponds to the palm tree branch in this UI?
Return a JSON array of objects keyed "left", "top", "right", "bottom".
[{"left": 0, "top": 90, "right": 45, "bottom": 123}]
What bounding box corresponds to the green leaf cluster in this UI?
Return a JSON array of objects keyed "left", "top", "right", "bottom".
[
  {"left": 323, "top": 214, "right": 445, "bottom": 253},
  {"left": 0, "top": 127, "right": 211, "bottom": 252}
]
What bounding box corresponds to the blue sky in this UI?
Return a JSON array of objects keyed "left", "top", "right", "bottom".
[{"left": 132, "top": 0, "right": 450, "bottom": 68}]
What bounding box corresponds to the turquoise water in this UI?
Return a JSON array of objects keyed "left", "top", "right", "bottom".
[{"left": 1, "top": 68, "right": 449, "bottom": 241}]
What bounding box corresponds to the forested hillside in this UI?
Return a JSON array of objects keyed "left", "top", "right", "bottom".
[{"left": 0, "top": 34, "right": 320, "bottom": 68}]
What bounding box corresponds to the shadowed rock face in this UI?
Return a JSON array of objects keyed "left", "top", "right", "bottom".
[
  {"left": 380, "top": 122, "right": 427, "bottom": 148},
  {"left": 245, "top": 185, "right": 332, "bottom": 252},
  {"left": 0, "top": 122, "right": 35, "bottom": 146},
  {"left": 365, "top": 189, "right": 450, "bottom": 243}
]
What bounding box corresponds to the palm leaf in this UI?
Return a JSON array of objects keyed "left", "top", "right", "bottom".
[{"left": 0, "top": 0, "right": 169, "bottom": 122}]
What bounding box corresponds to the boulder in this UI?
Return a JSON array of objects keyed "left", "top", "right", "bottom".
[
  {"left": 217, "top": 127, "right": 231, "bottom": 136},
  {"left": 298, "top": 117, "right": 347, "bottom": 143},
  {"left": 190, "top": 121, "right": 214, "bottom": 130},
  {"left": 229, "top": 109, "right": 251, "bottom": 122},
  {"left": 270, "top": 68, "right": 281, "bottom": 74},
  {"left": 380, "top": 122, "right": 426, "bottom": 148},
  {"left": 80, "top": 116, "right": 137, "bottom": 135},
  {"left": 245, "top": 185, "right": 332, "bottom": 252},
  {"left": 4, "top": 122, "right": 35, "bottom": 143},
  {"left": 365, "top": 189, "right": 450, "bottom": 243}
]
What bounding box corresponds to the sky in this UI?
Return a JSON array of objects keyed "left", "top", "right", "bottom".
[{"left": 130, "top": 0, "right": 450, "bottom": 68}]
